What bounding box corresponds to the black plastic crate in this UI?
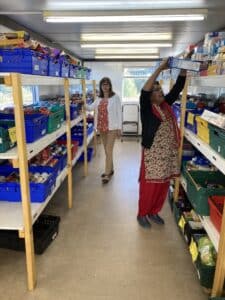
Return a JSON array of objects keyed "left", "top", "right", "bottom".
[
  {"left": 0, "top": 215, "right": 60, "bottom": 254},
  {"left": 183, "top": 221, "right": 206, "bottom": 245}
]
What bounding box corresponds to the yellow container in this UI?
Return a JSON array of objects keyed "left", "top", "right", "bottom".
[
  {"left": 8, "top": 127, "right": 16, "bottom": 143},
  {"left": 196, "top": 116, "right": 209, "bottom": 144}
]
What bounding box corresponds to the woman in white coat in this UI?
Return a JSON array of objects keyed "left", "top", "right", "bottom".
[{"left": 87, "top": 77, "right": 122, "bottom": 184}]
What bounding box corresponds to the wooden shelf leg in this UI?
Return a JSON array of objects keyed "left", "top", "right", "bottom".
[
  {"left": 11, "top": 73, "right": 36, "bottom": 291},
  {"left": 173, "top": 78, "right": 188, "bottom": 201},
  {"left": 64, "top": 78, "right": 73, "bottom": 209},
  {"left": 212, "top": 203, "right": 225, "bottom": 297},
  {"left": 82, "top": 79, "right": 88, "bottom": 177}
]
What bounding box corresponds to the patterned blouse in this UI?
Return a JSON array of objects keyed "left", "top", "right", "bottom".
[
  {"left": 97, "top": 98, "right": 109, "bottom": 132},
  {"left": 143, "top": 104, "right": 180, "bottom": 183}
]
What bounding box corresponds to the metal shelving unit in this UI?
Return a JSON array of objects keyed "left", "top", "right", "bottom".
[
  {"left": 174, "top": 75, "right": 225, "bottom": 297},
  {"left": 0, "top": 73, "right": 96, "bottom": 291}
]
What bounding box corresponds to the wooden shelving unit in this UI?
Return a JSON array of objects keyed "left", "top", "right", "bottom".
[
  {"left": 0, "top": 73, "right": 96, "bottom": 291},
  {"left": 174, "top": 75, "right": 225, "bottom": 297}
]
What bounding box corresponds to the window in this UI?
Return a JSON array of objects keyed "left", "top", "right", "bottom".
[
  {"left": 122, "top": 67, "right": 155, "bottom": 102},
  {"left": 0, "top": 85, "right": 37, "bottom": 110}
]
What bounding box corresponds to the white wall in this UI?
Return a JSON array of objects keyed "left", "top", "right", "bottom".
[
  {"left": 84, "top": 61, "right": 152, "bottom": 134},
  {"left": 84, "top": 61, "right": 123, "bottom": 98},
  {"left": 84, "top": 61, "right": 154, "bottom": 100}
]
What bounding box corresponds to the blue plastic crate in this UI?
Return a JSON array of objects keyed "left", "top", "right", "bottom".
[
  {"left": 48, "top": 57, "right": 61, "bottom": 77},
  {"left": 0, "top": 113, "right": 48, "bottom": 143},
  {"left": 70, "top": 105, "right": 79, "bottom": 120},
  {"left": 54, "top": 153, "right": 67, "bottom": 171},
  {"left": 0, "top": 48, "right": 48, "bottom": 76},
  {"left": 60, "top": 56, "right": 70, "bottom": 78},
  {"left": 78, "top": 147, "right": 94, "bottom": 162},
  {"left": 69, "top": 64, "right": 79, "bottom": 78},
  {"left": 64, "top": 105, "right": 79, "bottom": 121},
  {"left": 29, "top": 158, "right": 61, "bottom": 178},
  {"left": 0, "top": 165, "right": 56, "bottom": 203},
  {"left": 72, "top": 123, "right": 94, "bottom": 135}
]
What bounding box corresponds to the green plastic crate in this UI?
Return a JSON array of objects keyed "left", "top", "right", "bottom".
[
  {"left": 183, "top": 168, "right": 225, "bottom": 216},
  {"left": 209, "top": 124, "right": 225, "bottom": 158},
  {"left": 195, "top": 256, "right": 215, "bottom": 289},
  {"left": 0, "top": 124, "right": 16, "bottom": 153},
  {"left": 210, "top": 298, "right": 225, "bottom": 300},
  {"left": 47, "top": 108, "right": 65, "bottom": 133},
  {"left": 173, "top": 202, "right": 182, "bottom": 225}
]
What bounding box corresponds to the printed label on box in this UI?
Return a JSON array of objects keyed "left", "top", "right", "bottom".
[
  {"left": 8, "top": 127, "right": 16, "bottom": 143},
  {"left": 187, "top": 113, "right": 194, "bottom": 125},
  {"left": 189, "top": 238, "right": 198, "bottom": 262},
  {"left": 34, "top": 65, "right": 40, "bottom": 71}
]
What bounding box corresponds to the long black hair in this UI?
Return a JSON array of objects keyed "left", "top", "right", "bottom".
[{"left": 99, "top": 77, "right": 115, "bottom": 98}]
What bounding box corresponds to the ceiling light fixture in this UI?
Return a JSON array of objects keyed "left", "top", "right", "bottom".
[
  {"left": 81, "top": 33, "right": 172, "bottom": 41},
  {"left": 95, "top": 48, "right": 159, "bottom": 54},
  {"left": 82, "top": 43, "right": 172, "bottom": 48},
  {"left": 47, "top": 1, "right": 204, "bottom": 11},
  {"left": 43, "top": 9, "right": 207, "bottom": 23},
  {"left": 95, "top": 55, "right": 159, "bottom": 59}
]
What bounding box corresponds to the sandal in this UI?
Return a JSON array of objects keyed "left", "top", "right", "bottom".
[
  {"left": 101, "top": 170, "right": 114, "bottom": 178},
  {"left": 102, "top": 176, "right": 110, "bottom": 184}
]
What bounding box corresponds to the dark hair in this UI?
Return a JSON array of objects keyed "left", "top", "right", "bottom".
[{"left": 99, "top": 77, "right": 115, "bottom": 98}]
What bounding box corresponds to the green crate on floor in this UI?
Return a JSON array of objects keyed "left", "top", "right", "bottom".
[
  {"left": 195, "top": 256, "right": 215, "bottom": 289},
  {"left": 183, "top": 169, "right": 225, "bottom": 216},
  {"left": 210, "top": 298, "right": 225, "bottom": 300},
  {"left": 47, "top": 108, "right": 65, "bottom": 133},
  {"left": 209, "top": 124, "right": 225, "bottom": 158},
  {"left": 173, "top": 202, "right": 182, "bottom": 225}
]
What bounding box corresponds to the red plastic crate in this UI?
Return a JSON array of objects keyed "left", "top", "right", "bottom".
[{"left": 208, "top": 196, "right": 225, "bottom": 232}]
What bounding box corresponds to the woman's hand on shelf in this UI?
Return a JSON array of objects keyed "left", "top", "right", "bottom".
[{"left": 159, "top": 58, "right": 169, "bottom": 71}]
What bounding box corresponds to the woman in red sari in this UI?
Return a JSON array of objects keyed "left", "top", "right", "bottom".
[{"left": 137, "top": 59, "right": 187, "bottom": 228}]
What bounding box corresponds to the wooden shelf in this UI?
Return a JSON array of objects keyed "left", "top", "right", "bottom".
[
  {"left": 0, "top": 167, "right": 67, "bottom": 231},
  {"left": 180, "top": 174, "right": 219, "bottom": 252},
  {"left": 0, "top": 131, "right": 95, "bottom": 231},
  {"left": 0, "top": 114, "right": 83, "bottom": 160},
  {"left": 190, "top": 75, "right": 225, "bottom": 88},
  {"left": 0, "top": 73, "right": 84, "bottom": 86},
  {"left": 200, "top": 216, "right": 220, "bottom": 252},
  {"left": 185, "top": 129, "right": 225, "bottom": 176}
]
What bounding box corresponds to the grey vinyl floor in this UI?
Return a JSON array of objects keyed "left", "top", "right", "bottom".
[{"left": 0, "top": 139, "right": 207, "bottom": 300}]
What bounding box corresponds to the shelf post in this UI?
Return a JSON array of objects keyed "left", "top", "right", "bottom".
[
  {"left": 64, "top": 78, "right": 73, "bottom": 209},
  {"left": 173, "top": 77, "right": 189, "bottom": 202},
  {"left": 82, "top": 79, "right": 88, "bottom": 176},
  {"left": 11, "top": 73, "right": 36, "bottom": 291},
  {"left": 92, "top": 80, "right": 97, "bottom": 156},
  {"left": 212, "top": 203, "right": 225, "bottom": 296}
]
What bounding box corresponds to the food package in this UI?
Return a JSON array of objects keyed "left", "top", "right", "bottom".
[{"left": 198, "top": 237, "right": 217, "bottom": 266}]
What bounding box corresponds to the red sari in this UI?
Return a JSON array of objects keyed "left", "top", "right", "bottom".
[{"left": 138, "top": 101, "right": 180, "bottom": 217}]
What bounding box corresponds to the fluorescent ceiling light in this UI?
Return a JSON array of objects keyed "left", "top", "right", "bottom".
[
  {"left": 47, "top": 1, "right": 204, "bottom": 10},
  {"left": 96, "top": 48, "right": 159, "bottom": 54},
  {"left": 95, "top": 55, "right": 159, "bottom": 59},
  {"left": 45, "top": 15, "right": 205, "bottom": 23},
  {"left": 81, "top": 33, "right": 172, "bottom": 41},
  {"left": 82, "top": 43, "right": 172, "bottom": 48},
  {"left": 43, "top": 9, "right": 207, "bottom": 23}
]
